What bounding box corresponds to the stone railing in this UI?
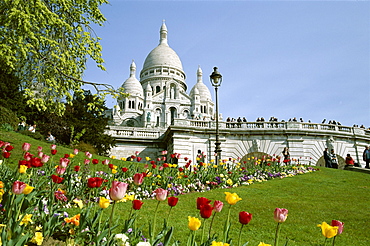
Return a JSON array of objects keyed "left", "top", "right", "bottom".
[
  {"left": 106, "top": 127, "right": 163, "bottom": 139},
  {"left": 174, "top": 119, "right": 368, "bottom": 136}
]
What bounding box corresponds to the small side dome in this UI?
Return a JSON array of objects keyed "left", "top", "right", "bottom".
[
  {"left": 121, "top": 61, "right": 144, "bottom": 97},
  {"left": 190, "top": 66, "right": 212, "bottom": 100}
]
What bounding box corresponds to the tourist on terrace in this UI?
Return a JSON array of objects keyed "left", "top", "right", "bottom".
[
  {"left": 330, "top": 149, "right": 338, "bottom": 169},
  {"left": 46, "top": 132, "right": 56, "bottom": 143},
  {"left": 363, "top": 146, "right": 370, "bottom": 169},
  {"left": 28, "top": 124, "right": 36, "bottom": 133},
  {"left": 282, "top": 147, "right": 290, "bottom": 164},
  {"left": 345, "top": 154, "right": 355, "bottom": 167},
  {"left": 324, "top": 148, "right": 332, "bottom": 168}
]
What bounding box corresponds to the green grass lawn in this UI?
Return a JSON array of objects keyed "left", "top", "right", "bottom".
[
  {"left": 1, "top": 130, "right": 369, "bottom": 246},
  {"left": 111, "top": 168, "right": 370, "bottom": 246}
]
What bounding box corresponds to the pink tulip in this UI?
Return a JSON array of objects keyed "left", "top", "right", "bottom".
[
  {"left": 24, "top": 152, "right": 33, "bottom": 161},
  {"left": 84, "top": 159, "right": 90, "bottom": 165},
  {"left": 154, "top": 188, "right": 168, "bottom": 201},
  {"left": 56, "top": 166, "right": 66, "bottom": 175},
  {"left": 22, "top": 143, "right": 31, "bottom": 152},
  {"left": 331, "top": 220, "right": 344, "bottom": 235},
  {"left": 161, "top": 150, "right": 168, "bottom": 155},
  {"left": 50, "top": 144, "right": 57, "bottom": 150},
  {"left": 109, "top": 181, "right": 128, "bottom": 201},
  {"left": 85, "top": 151, "right": 92, "bottom": 159},
  {"left": 102, "top": 159, "right": 109, "bottom": 165},
  {"left": 159, "top": 166, "right": 164, "bottom": 171},
  {"left": 157, "top": 158, "right": 161, "bottom": 162},
  {"left": 135, "top": 151, "right": 140, "bottom": 156},
  {"left": 73, "top": 149, "right": 79, "bottom": 155},
  {"left": 162, "top": 156, "right": 166, "bottom": 161},
  {"left": 59, "top": 158, "right": 70, "bottom": 168},
  {"left": 274, "top": 208, "right": 288, "bottom": 223},
  {"left": 41, "top": 155, "right": 50, "bottom": 164},
  {"left": 37, "top": 146, "right": 43, "bottom": 152},
  {"left": 38, "top": 151, "right": 44, "bottom": 158},
  {"left": 12, "top": 181, "right": 26, "bottom": 195},
  {"left": 133, "top": 173, "right": 144, "bottom": 185},
  {"left": 213, "top": 200, "right": 224, "bottom": 212}
]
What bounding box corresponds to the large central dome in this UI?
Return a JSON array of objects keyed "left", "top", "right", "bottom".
[{"left": 140, "top": 22, "right": 186, "bottom": 86}]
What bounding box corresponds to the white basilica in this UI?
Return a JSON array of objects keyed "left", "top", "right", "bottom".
[{"left": 111, "top": 22, "right": 215, "bottom": 128}]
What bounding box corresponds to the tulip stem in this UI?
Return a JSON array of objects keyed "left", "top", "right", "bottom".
[
  {"left": 332, "top": 236, "right": 336, "bottom": 246},
  {"left": 274, "top": 222, "right": 281, "bottom": 246},
  {"left": 323, "top": 237, "right": 327, "bottom": 246},
  {"left": 201, "top": 218, "right": 206, "bottom": 244},
  {"left": 238, "top": 224, "right": 244, "bottom": 246},
  {"left": 152, "top": 200, "right": 161, "bottom": 243},
  {"left": 109, "top": 201, "right": 116, "bottom": 237},
  {"left": 167, "top": 206, "right": 173, "bottom": 222},
  {"left": 208, "top": 212, "right": 216, "bottom": 239}
]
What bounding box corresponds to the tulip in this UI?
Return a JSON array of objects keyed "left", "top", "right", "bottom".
[
  {"left": 132, "top": 199, "right": 144, "bottom": 210},
  {"left": 224, "top": 192, "right": 242, "bottom": 205},
  {"left": 5, "top": 145, "right": 14, "bottom": 151},
  {"left": 31, "top": 157, "right": 43, "bottom": 167},
  {"left": 37, "top": 146, "right": 43, "bottom": 152},
  {"left": 74, "top": 165, "right": 80, "bottom": 172},
  {"left": 188, "top": 216, "right": 201, "bottom": 231},
  {"left": 161, "top": 150, "right": 168, "bottom": 155},
  {"left": 99, "top": 197, "right": 110, "bottom": 209},
  {"left": 211, "top": 242, "right": 230, "bottom": 246},
  {"left": 133, "top": 173, "right": 144, "bottom": 185},
  {"left": 317, "top": 222, "right": 338, "bottom": 239},
  {"left": 197, "top": 197, "right": 211, "bottom": 210},
  {"left": 51, "top": 175, "right": 64, "bottom": 184},
  {"left": 24, "top": 152, "right": 33, "bottom": 161},
  {"left": 85, "top": 151, "right": 93, "bottom": 158},
  {"left": 73, "top": 149, "right": 79, "bottom": 155},
  {"left": 109, "top": 181, "right": 128, "bottom": 201},
  {"left": 122, "top": 167, "right": 128, "bottom": 172},
  {"left": 87, "top": 177, "right": 104, "bottom": 188},
  {"left": 41, "top": 155, "right": 50, "bottom": 163},
  {"left": 102, "top": 159, "right": 110, "bottom": 165},
  {"left": 274, "top": 208, "right": 288, "bottom": 223},
  {"left": 22, "top": 143, "right": 31, "bottom": 152},
  {"left": 213, "top": 200, "right": 223, "bottom": 212},
  {"left": 92, "top": 159, "right": 99, "bottom": 164},
  {"left": 19, "top": 165, "right": 28, "bottom": 174},
  {"left": 22, "top": 185, "right": 33, "bottom": 195},
  {"left": 51, "top": 149, "right": 57, "bottom": 155},
  {"left": 136, "top": 157, "right": 142, "bottom": 162},
  {"left": 84, "top": 159, "right": 90, "bottom": 165},
  {"left": 154, "top": 188, "right": 167, "bottom": 201},
  {"left": 59, "top": 158, "right": 70, "bottom": 168},
  {"left": 50, "top": 144, "right": 57, "bottom": 150},
  {"left": 331, "top": 220, "right": 344, "bottom": 235},
  {"left": 258, "top": 243, "right": 271, "bottom": 246},
  {"left": 168, "top": 196, "right": 179, "bottom": 207},
  {"left": 239, "top": 211, "right": 252, "bottom": 225},
  {"left": 200, "top": 203, "right": 213, "bottom": 219},
  {"left": 56, "top": 166, "right": 66, "bottom": 175},
  {"left": 2, "top": 152, "right": 11, "bottom": 158},
  {"left": 12, "top": 181, "right": 26, "bottom": 195},
  {"left": 37, "top": 151, "right": 44, "bottom": 158}
]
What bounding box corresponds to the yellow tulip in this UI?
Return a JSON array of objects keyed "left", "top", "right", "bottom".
[
  {"left": 224, "top": 192, "right": 242, "bottom": 205},
  {"left": 258, "top": 243, "right": 271, "bottom": 246},
  {"left": 19, "top": 165, "right": 28, "bottom": 174},
  {"left": 211, "top": 241, "right": 230, "bottom": 246},
  {"left": 31, "top": 232, "right": 44, "bottom": 245},
  {"left": 20, "top": 214, "right": 33, "bottom": 225},
  {"left": 121, "top": 157, "right": 127, "bottom": 161},
  {"left": 73, "top": 199, "right": 84, "bottom": 209},
  {"left": 146, "top": 157, "right": 150, "bottom": 161},
  {"left": 188, "top": 216, "right": 201, "bottom": 231},
  {"left": 22, "top": 184, "right": 34, "bottom": 194},
  {"left": 317, "top": 222, "right": 338, "bottom": 238},
  {"left": 99, "top": 197, "right": 110, "bottom": 209},
  {"left": 112, "top": 169, "right": 117, "bottom": 174}
]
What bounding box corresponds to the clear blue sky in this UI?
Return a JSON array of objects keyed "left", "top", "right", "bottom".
[{"left": 83, "top": 0, "right": 370, "bottom": 127}]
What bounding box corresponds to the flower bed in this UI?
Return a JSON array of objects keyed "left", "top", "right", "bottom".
[{"left": 0, "top": 140, "right": 336, "bottom": 246}]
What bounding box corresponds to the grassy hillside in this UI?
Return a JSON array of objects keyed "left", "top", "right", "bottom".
[{"left": 1, "top": 130, "right": 369, "bottom": 246}]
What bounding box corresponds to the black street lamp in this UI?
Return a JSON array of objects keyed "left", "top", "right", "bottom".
[{"left": 210, "top": 67, "right": 222, "bottom": 165}]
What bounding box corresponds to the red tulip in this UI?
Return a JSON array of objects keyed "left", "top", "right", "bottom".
[
  {"left": 154, "top": 188, "right": 168, "bottom": 201},
  {"left": 200, "top": 203, "right": 213, "bottom": 219},
  {"left": 152, "top": 164, "right": 157, "bottom": 169},
  {"left": 31, "top": 157, "right": 43, "bottom": 167},
  {"left": 122, "top": 167, "right": 128, "bottom": 172},
  {"left": 87, "top": 177, "right": 104, "bottom": 188},
  {"left": 64, "top": 154, "right": 70, "bottom": 158},
  {"left": 22, "top": 143, "right": 31, "bottom": 152},
  {"left": 2, "top": 152, "right": 11, "bottom": 158},
  {"left": 133, "top": 173, "right": 144, "bottom": 185},
  {"left": 274, "top": 208, "right": 288, "bottom": 223},
  {"left": 331, "top": 220, "right": 344, "bottom": 235},
  {"left": 239, "top": 211, "right": 253, "bottom": 225},
  {"left": 12, "top": 181, "right": 26, "bottom": 195},
  {"left": 51, "top": 149, "right": 57, "bottom": 155},
  {"left": 137, "top": 157, "right": 142, "bottom": 162},
  {"left": 184, "top": 157, "right": 188, "bottom": 161},
  {"left": 5, "top": 145, "right": 14, "bottom": 152},
  {"left": 109, "top": 181, "right": 128, "bottom": 201},
  {"left": 197, "top": 197, "right": 211, "bottom": 210},
  {"left": 163, "top": 163, "right": 169, "bottom": 168},
  {"left": 92, "top": 159, "right": 99, "bottom": 164},
  {"left": 108, "top": 164, "right": 114, "bottom": 169},
  {"left": 51, "top": 175, "right": 64, "bottom": 184},
  {"left": 19, "top": 160, "right": 31, "bottom": 168},
  {"left": 168, "top": 196, "right": 179, "bottom": 207},
  {"left": 132, "top": 199, "right": 144, "bottom": 210},
  {"left": 74, "top": 165, "right": 80, "bottom": 172},
  {"left": 150, "top": 160, "right": 155, "bottom": 165}
]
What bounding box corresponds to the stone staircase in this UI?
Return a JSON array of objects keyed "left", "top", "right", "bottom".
[{"left": 344, "top": 166, "right": 370, "bottom": 174}]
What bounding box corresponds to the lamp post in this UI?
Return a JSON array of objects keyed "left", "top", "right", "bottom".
[{"left": 210, "top": 67, "right": 222, "bottom": 165}]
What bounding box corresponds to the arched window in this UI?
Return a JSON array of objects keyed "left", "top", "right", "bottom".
[{"left": 156, "top": 86, "right": 160, "bottom": 93}]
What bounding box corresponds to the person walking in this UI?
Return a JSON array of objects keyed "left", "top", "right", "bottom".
[
  {"left": 363, "top": 146, "right": 370, "bottom": 169},
  {"left": 324, "top": 148, "right": 332, "bottom": 168},
  {"left": 282, "top": 147, "right": 290, "bottom": 164}
]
